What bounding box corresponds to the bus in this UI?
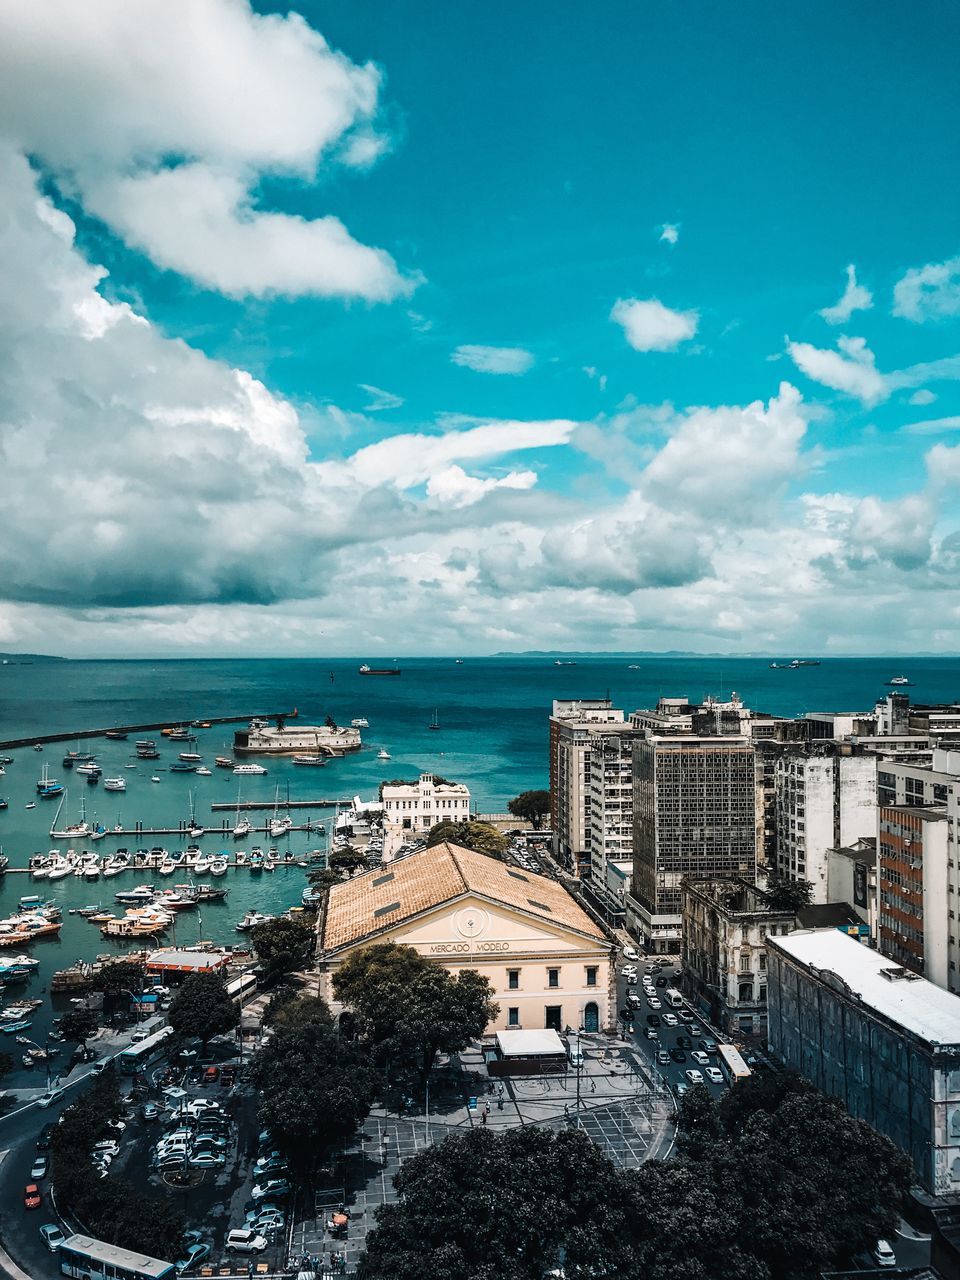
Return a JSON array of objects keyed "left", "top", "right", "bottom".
[
  {"left": 226, "top": 970, "right": 258, "bottom": 1006},
  {"left": 717, "top": 1043, "right": 752, "bottom": 1086},
  {"left": 664, "top": 987, "right": 684, "bottom": 1008},
  {"left": 117, "top": 1024, "right": 174, "bottom": 1076},
  {"left": 59, "top": 1233, "right": 174, "bottom": 1280}
]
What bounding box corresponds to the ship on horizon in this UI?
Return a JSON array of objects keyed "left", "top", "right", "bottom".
[
  {"left": 359, "top": 664, "right": 401, "bottom": 676},
  {"left": 770, "top": 658, "right": 821, "bottom": 669}
]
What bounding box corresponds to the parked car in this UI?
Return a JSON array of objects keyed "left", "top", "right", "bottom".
[
  {"left": 252, "top": 1179, "right": 290, "bottom": 1201},
  {"left": 675, "top": 1082, "right": 689, "bottom": 1097},
  {"left": 189, "top": 1152, "right": 225, "bottom": 1168},
  {"left": 662, "top": 1013, "right": 678, "bottom": 1027},
  {"left": 706, "top": 1067, "right": 723, "bottom": 1084},
  {"left": 691, "top": 1051, "right": 710, "bottom": 1066},
  {"left": 656, "top": 1050, "right": 670, "bottom": 1066},
  {"left": 24, "top": 1183, "right": 41, "bottom": 1210},
  {"left": 176, "top": 1243, "right": 211, "bottom": 1274},
  {"left": 644, "top": 1027, "right": 658, "bottom": 1040},
  {"left": 646, "top": 1013, "right": 661, "bottom": 1027},
  {"left": 36, "top": 1125, "right": 54, "bottom": 1152},
  {"left": 225, "top": 1229, "right": 268, "bottom": 1255},
  {"left": 39, "top": 1223, "right": 65, "bottom": 1251},
  {"left": 202, "top": 1066, "right": 220, "bottom": 1086},
  {"left": 669, "top": 1047, "right": 686, "bottom": 1063},
  {"left": 142, "top": 1102, "right": 159, "bottom": 1121},
  {"left": 30, "top": 1156, "right": 49, "bottom": 1180},
  {"left": 187, "top": 1099, "right": 221, "bottom": 1117},
  {"left": 685, "top": 1069, "right": 704, "bottom": 1085}
]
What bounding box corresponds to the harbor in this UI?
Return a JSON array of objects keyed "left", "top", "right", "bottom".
[{"left": 0, "top": 710, "right": 295, "bottom": 751}]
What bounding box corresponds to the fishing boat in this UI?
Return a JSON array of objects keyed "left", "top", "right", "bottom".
[
  {"left": 377, "top": 748, "right": 391, "bottom": 760},
  {"left": 194, "top": 882, "right": 227, "bottom": 901},
  {"left": 103, "top": 777, "right": 126, "bottom": 792},
  {"left": 137, "top": 748, "right": 160, "bottom": 760},
  {"left": 170, "top": 760, "right": 197, "bottom": 773},
  {"left": 208, "top": 855, "right": 228, "bottom": 877}
]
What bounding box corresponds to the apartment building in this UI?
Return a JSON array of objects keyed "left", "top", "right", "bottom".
[
  {"left": 549, "top": 699, "right": 635, "bottom": 881},
  {"left": 774, "top": 744, "right": 877, "bottom": 903},
  {"left": 630, "top": 701, "right": 758, "bottom": 954},
  {"left": 381, "top": 773, "right": 471, "bottom": 833},
  {"left": 767, "top": 928, "right": 960, "bottom": 1195}
]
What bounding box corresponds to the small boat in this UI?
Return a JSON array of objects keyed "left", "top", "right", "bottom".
[
  {"left": 292, "top": 754, "right": 325, "bottom": 766},
  {"left": 151, "top": 776, "right": 161, "bottom": 783},
  {"left": 90, "top": 823, "right": 107, "bottom": 842},
  {"left": 428, "top": 709, "right": 441, "bottom": 731},
  {"left": 0, "top": 799, "right": 7, "bottom": 810},
  {"left": 208, "top": 856, "right": 228, "bottom": 877},
  {"left": 235, "top": 910, "right": 275, "bottom": 932},
  {"left": 24, "top": 803, "right": 35, "bottom": 810},
  {"left": 249, "top": 849, "right": 264, "bottom": 872},
  {"left": 196, "top": 767, "right": 212, "bottom": 777},
  {"left": 359, "top": 665, "right": 401, "bottom": 676},
  {"left": 887, "top": 676, "right": 911, "bottom": 686},
  {"left": 377, "top": 748, "right": 391, "bottom": 760},
  {"left": 233, "top": 817, "right": 252, "bottom": 839},
  {"left": 33, "top": 744, "right": 43, "bottom": 751},
  {"left": 215, "top": 757, "right": 235, "bottom": 770},
  {"left": 233, "top": 763, "right": 267, "bottom": 775},
  {"left": 178, "top": 752, "right": 203, "bottom": 763},
  {"left": 351, "top": 718, "right": 369, "bottom": 728},
  {"left": 103, "top": 777, "right": 126, "bottom": 792},
  {"left": 104, "top": 730, "right": 128, "bottom": 741}
]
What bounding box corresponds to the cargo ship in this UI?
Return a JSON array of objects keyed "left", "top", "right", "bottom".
[{"left": 359, "top": 664, "right": 401, "bottom": 676}]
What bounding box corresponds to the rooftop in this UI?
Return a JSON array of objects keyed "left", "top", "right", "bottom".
[
  {"left": 683, "top": 876, "right": 795, "bottom": 919},
  {"left": 145, "top": 948, "right": 229, "bottom": 971},
  {"left": 495, "top": 1029, "right": 566, "bottom": 1058},
  {"left": 769, "top": 929, "right": 960, "bottom": 1047},
  {"left": 322, "top": 841, "right": 607, "bottom": 952}
]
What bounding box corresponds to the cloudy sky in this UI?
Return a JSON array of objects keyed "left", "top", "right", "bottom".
[{"left": 1, "top": 0, "right": 959, "bottom": 656}]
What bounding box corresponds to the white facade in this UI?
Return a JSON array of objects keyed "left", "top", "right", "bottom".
[
  {"left": 775, "top": 749, "right": 877, "bottom": 902},
  {"left": 381, "top": 773, "right": 471, "bottom": 833},
  {"left": 234, "top": 719, "right": 361, "bottom": 756},
  {"left": 586, "top": 734, "right": 635, "bottom": 889},
  {"left": 549, "top": 700, "right": 629, "bottom": 880}
]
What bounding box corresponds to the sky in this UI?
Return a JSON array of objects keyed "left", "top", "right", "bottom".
[{"left": 1, "top": 0, "right": 960, "bottom": 656}]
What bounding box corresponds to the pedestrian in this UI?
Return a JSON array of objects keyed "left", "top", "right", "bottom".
[{"left": 481, "top": 1106, "right": 487, "bottom": 1124}]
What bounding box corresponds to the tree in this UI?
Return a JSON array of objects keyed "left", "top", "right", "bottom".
[
  {"left": 329, "top": 845, "right": 368, "bottom": 874},
  {"left": 764, "top": 875, "right": 813, "bottom": 913},
  {"left": 248, "top": 1015, "right": 376, "bottom": 1173},
  {"left": 250, "top": 917, "right": 315, "bottom": 982},
  {"left": 264, "top": 990, "right": 333, "bottom": 1032},
  {"left": 357, "top": 1126, "right": 640, "bottom": 1280},
  {"left": 507, "top": 789, "right": 551, "bottom": 829},
  {"left": 333, "top": 943, "right": 498, "bottom": 1078},
  {"left": 307, "top": 867, "right": 341, "bottom": 892},
  {"left": 60, "top": 1008, "right": 99, "bottom": 1050},
  {"left": 425, "top": 820, "right": 508, "bottom": 860},
  {"left": 93, "top": 960, "right": 146, "bottom": 995},
  {"left": 167, "top": 973, "right": 237, "bottom": 1048}
]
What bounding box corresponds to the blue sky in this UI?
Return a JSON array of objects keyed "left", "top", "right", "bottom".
[{"left": 0, "top": 0, "right": 959, "bottom": 654}]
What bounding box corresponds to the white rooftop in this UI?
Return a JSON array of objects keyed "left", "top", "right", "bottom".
[
  {"left": 495, "top": 1029, "right": 566, "bottom": 1058},
  {"left": 771, "top": 929, "right": 960, "bottom": 1047}
]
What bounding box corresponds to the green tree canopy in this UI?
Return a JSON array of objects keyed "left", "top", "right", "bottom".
[
  {"left": 264, "top": 989, "right": 333, "bottom": 1032},
  {"left": 92, "top": 960, "right": 146, "bottom": 995},
  {"left": 248, "top": 1014, "right": 376, "bottom": 1173},
  {"left": 333, "top": 943, "right": 498, "bottom": 1077},
  {"left": 329, "top": 845, "right": 368, "bottom": 874},
  {"left": 167, "top": 972, "right": 237, "bottom": 1047},
  {"left": 425, "top": 819, "right": 508, "bottom": 860},
  {"left": 60, "top": 1008, "right": 99, "bottom": 1048},
  {"left": 763, "top": 875, "right": 813, "bottom": 912},
  {"left": 507, "top": 789, "right": 551, "bottom": 829},
  {"left": 250, "top": 917, "right": 316, "bottom": 982}
]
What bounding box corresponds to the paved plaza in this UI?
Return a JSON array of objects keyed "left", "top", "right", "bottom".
[{"left": 287, "top": 1035, "right": 674, "bottom": 1277}]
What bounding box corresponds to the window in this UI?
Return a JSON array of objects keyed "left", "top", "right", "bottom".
[
  {"left": 548, "top": 968, "right": 560, "bottom": 988},
  {"left": 508, "top": 1007, "right": 520, "bottom": 1027},
  {"left": 507, "top": 969, "right": 520, "bottom": 990},
  {"left": 586, "top": 966, "right": 598, "bottom": 987}
]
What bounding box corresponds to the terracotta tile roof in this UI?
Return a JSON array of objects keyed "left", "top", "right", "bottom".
[{"left": 321, "top": 841, "right": 606, "bottom": 952}]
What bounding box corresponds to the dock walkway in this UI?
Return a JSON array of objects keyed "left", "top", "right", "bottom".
[{"left": 0, "top": 711, "right": 294, "bottom": 751}]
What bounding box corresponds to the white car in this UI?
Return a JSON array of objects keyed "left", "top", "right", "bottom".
[
  {"left": 187, "top": 1099, "right": 222, "bottom": 1117},
  {"left": 225, "top": 1229, "right": 267, "bottom": 1255},
  {"left": 872, "top": 1240, "right": 896, "bottom": 1269},
  {"left": 622, "top": 947, "right": 639, "bottom": 961},
  {"left": 30, "top": 1156, "right": 48, "bottom": 1180},
  {"left": 691, "top": 1051, "right": 710, "bottom": 1066},
  {"left": 621, "top": 963, "right": 638, "bottom": 976},
  {"left": 685, "top": 1069, "right": 704, "bottom": 1085},
  {"left": 648, "top": 998, "right": 662, "bottom": 1010},
  {"left": 662, "top": 1013, "right": 678, "bottom": 1026},
  {"left": 705, "top": 1066, "right": 723, "bottom": 1084}
]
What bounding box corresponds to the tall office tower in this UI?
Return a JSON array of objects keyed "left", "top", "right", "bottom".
[
  {"left": 549, "top": 699, "right": 632, "bottom": 880},
  {"left": 630, "top": 701, "right": 758, "bottom": 955},
  {"left": 774, "top": 744, "right": 877, "bottom": 903}
]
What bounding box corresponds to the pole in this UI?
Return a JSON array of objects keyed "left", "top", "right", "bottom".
[{"left": 576, "top": 1027, "right": 582, "bottom": 1112}]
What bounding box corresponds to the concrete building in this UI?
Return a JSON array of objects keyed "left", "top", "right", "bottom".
[
  {"left": 233, "top": 716, "right": 361, "bottom": 756},
  {"left": 825, "top": 836, "right": 877, "bottom": 933},
  {"left": 681, "top": 877, "right": 797, "bottom": 1035},
  {"left": 381, "top": 773, "right": 471, "bottom": 834},
  {"left": 549, "top": 699, "right": 634, "bottom": 881},
  {"left": 767, "top": 928, "right": 960, "bottom": 1195},
  {"left": 586, "top": 732, "right": 635, "bottom": 887},
  {"left": 804, "top": 710, "right": 878, "bottom": 740},
  {"left": 317, "top": 840, "right": 614, "bottom": 1034},
  {"left": 774, "top": 744, "right": 877, "bottom": 903},
  {"left": 878, "top": 806, "right": 950, "bottom": 988},
  {"left": 630, "top": 704, "right": 757, "bottom": 954}
]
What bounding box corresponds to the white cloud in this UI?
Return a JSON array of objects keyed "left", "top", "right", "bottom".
[
  {"left": 894, "top": 255, "right": 960, "bottom": 323},
  {"left": 0, "top": 0, "right": 411, "bottom": 300},
  {"left": 786, "top": 335, "right": 888, "bottom": 405},
  {"left": 909, "top": 389, "right": 938, "bottom": 406},
  {"left": 451, "top": 345, "right": 535, "bottom": 376},
  {"left": 658, "top": 223, "right": 680, "bottom": 245},
  {"left": 927, "top": 442, "right": 960, "bottom": 487},
  {"left": 902, "top": 416, "right": 960, "bottom": 436},
  {"left": 611, "top": 297, "right": 698, "bottom": 352},
  {"left": 819, "top": 264, "right": 873, "bottom": 325},
  {"left": 426, "top": 466, "right": 537, "bottom": 508},
  {"left": 359, "top": 384, "right": 404, "bottom": 412}
]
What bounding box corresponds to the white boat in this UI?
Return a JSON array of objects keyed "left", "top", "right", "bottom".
[
  {"left": 209, "top": 856, "right": 228, "bottom": 877},
  {"left": 114, "top": 884, "right": 155, "bottom": 903},
  {"left": 268, "top": 818, "right": 292, "bottom": 837},
  {"left": 233, "top": 817, "right": 252, "bottom": 839},
  {"left": 292, "top": 754, "right": 325, "bottom": 766},
  {"left": 103, "top": 777, "right": 126, "bottom": 792},
  {"left": 233, "top": 763, "right": 267, "bottom": 776},
  {"left": 151, "top": 776, "right": 160, "bottom": 783},
  {"left": 50, "top": 792, "right": 90, "bottom": 840},
  {"left": 46, "top": 855, "right": 73, "bottom": 881},
  {"left": 351, "top": 718, "right": 369, "bottom": 728},
  {"left": 193, "top": 854, "right": 210, "bottom": 873},
  {"left": 195, "top": 767, "right": 212, "bottom": 777},
  {"left": 377, "top": 748, "right": 391, "bottom": 760},
  {"left": 235, "top": 850, "right": 248, "bottom": 866},
  {"left": 83, "top": 860, "right": 101, "bottom": 880},
  {"left": 157, "top": 856, "right": 176, "bottom": 876},
  {"left": 888, "top": 676, "right": 910, "bottom": 686},
  {"left": 235, "top": 910, "right": 275, "bottom": 932},
  {"left": 178, "top": 752, "right": 203, "bottom": 763},
  {"left": 102, "top": 855, "right": 129, "bottom": 878}
]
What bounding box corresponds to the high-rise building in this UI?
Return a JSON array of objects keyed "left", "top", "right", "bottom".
[
  {"left": 549, "top": 699, "right": 633, "bottom": 880},
  {"left": 629, "top": 698, "right": 758, "bottom": 954},
  {"left": 774, "top": 744, "right": 877, "bottom": 902}
]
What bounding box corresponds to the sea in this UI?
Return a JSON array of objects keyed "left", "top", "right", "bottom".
[{"left": 0, "top": 653, "right": 957, "bottom": 1084}]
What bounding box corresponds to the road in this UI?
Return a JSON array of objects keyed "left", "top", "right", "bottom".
[
  {"left": 615, "top": 961, "right": 728, "bottom": 1104},
  {"left": 0, "top": 1093, "right": 71, "bottom": 1280}
]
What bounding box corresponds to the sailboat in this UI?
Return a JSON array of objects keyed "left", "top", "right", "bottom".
[
  {"left": 428, "top": 709, "right": 441, "bottom": 731},
  {"left": 268, "top": 785, "right": 292, "bottom": 839},
  {"left": 36, "top": 765, "right": 64, "bottom": 799},
  {"left": 50, "top": 792, "right": 90, "bottom": 840},
  {"left": 232, "top": 785, "right": 251, "bottom": 839}
]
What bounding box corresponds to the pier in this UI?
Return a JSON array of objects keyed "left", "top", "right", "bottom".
[
  {"left": 209, "top": 799, "right": 350, "bottom": 811},
  {"left": 0, "top": 711, "right": 295, "bottom": 752}
]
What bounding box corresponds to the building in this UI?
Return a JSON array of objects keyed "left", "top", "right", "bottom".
[
  {"left": 681, "top": 877, "right": 797, "bottom": 1035},
  {"left": 766, "top": 928, "right": 960, "bottom": 1195},
  {"left": 380, "top": 773, "right": 472, "bottom": 834},
  {"left": 549, "top": 699, "right": 633, "bottom": 880},
  {"left": 825, "top": 837, "right": 877, "bottom": 932},
  {"left": 233, "top": 716, "right": 360, "bottom": 756},
  {"left": 774, "top": 744, "right": 877, "bottom": 903},
  {"left": 317, "top": 840, "right": 614, "bottom": 1034},
  {"left": 585, "top": 732, "right": 635, "bottom": 888},
  {"left": 630, "top": 701, "right": 758, "bottom": 954}
]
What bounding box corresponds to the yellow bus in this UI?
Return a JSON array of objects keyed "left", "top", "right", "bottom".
[{"left": 717, "top": 1043, "right": 751, "bottom": 1085}]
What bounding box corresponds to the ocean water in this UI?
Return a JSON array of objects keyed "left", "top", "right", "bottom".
[{"left": 0, "top": 654, "right": 957, "bottom": 1085}]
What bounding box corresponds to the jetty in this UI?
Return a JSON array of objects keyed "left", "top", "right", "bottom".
[
  {"left": 210, "top": 799, "right": 350, "bottom": 812},
  {"left": 0, "top": 711, "right": 295, "bottom": 752}
]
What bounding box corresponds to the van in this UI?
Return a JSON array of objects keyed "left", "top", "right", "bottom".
[{"left": 567, "top": 1044, "right": 585, "bottom": 1070}]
